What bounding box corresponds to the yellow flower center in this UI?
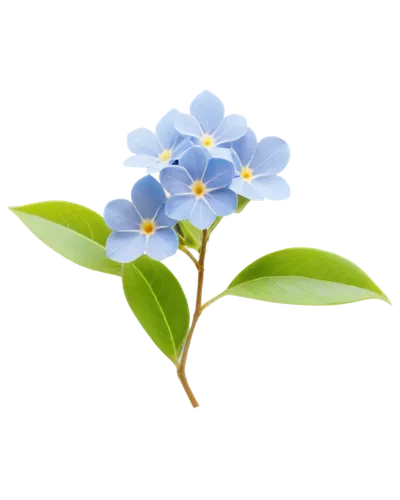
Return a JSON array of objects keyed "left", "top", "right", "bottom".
[
  {"left": 191, "top": 180, "right": 207, "bottom": 197},
  {"left": 140, "top": 220, "right": 156, "bottom": 236},
  {"left": 201, "top": 135, "right": 214, "bottom": 148},
  {"left": 159, "top": 149, "right": 172, "bottom": 162},
  {"left": 240, "top": 166, "right": 253, "bottom": 182}
]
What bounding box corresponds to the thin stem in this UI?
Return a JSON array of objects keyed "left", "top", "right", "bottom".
[
  {"left": 179, "top": 245, "right": 199, "bottom": 269},
  {"left": 176, "top": 229, "right": 208, "bottom": 408},
  {"left": 172, "top": 363, "right": 200, "bottom": 410},
  {"left": 200, "top": 292, "right": 224, "bottom": 312},
  {"left": 177, "top": 370, "right": 199, "bottom": 408}
]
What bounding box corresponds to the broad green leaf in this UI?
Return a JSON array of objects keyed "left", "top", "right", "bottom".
[
  {"left": 236, "top": 195, "right": 250, "bottom": 213},
  {"left": 222, "top": 248, "right": 390, "bottom": 306},
  {"left": 122, "top": 256, "right": 190, "bottom": 362},
  {"left": 176, "top": 220, "right": 202, "bottom": 251},
  {"left": 10, "top": 201, "right": 120, "bottom": 276}
]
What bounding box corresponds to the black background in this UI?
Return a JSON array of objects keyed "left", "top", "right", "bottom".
[{"left": 0, "top": 75, "right": 400, "bottom": 425}]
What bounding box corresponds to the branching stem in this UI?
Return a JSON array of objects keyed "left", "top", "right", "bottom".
[
  {"left": 178, "top": 245, "right": 199, "bottom": 269},
  {"left": 200, "top": 293, "right": 223, "bottom": 312}
]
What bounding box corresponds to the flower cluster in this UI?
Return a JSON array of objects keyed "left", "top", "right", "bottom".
[{"left": 104, "top": 90, "right": 291, "bottom": 263}]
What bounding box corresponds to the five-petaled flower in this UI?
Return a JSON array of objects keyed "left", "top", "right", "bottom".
[
  {"left": 229, "top": 129, "right": 291, "bottom": 201},
  {"left": 124, "top": 109, "right": 192, "bottom": 173},
  {"left": 174, "top": 90, "right": 247, "bottom": 160},
  {"left": 104, "top": 175, "right": 179, "bottom": 263},
  {"left": 160, "top": 146, "right": 238, "bottom": 230}
]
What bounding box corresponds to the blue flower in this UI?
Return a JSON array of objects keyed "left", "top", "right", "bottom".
[
  {"left": 229, "top": 129, "right": 291, "bottom": 201},
  {"left": 124, "top": 109, "right": 193, "bottom": 173},
  {"left": 104, "top": 175, "right": 178, "bottom": 263},
  {"left": 174, "top": 90, "right": 247, "bottom": 160},
  {"left": 160, "top": 146, "right": 238, "bottom": 230}
]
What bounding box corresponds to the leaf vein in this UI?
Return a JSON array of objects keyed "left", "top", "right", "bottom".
[{"left": 131, "top": 264, "right": 177, "bottom": 360}]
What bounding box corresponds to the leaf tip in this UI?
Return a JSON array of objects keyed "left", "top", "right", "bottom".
[
  {"left": 372, "top": 284, "right": 396, "bottom": 307},
  {"left": 4, "top": 205, "right": 18, "bottom": 217},
  {"left": 382, "top": 297, "right": 396, "bottom": 307},
  {"left": 4, "top": 200, "right": 32, "bottom": 215}
]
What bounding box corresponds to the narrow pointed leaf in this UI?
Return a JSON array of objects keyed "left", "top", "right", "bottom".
[
  {"left": 10, "top": 201, "right": 120, "bottom": 276},
  {"left": 122, "top": 256, "right": 190, "bottom": 362},
  {"left": 222, "top": 248, "right": 390, "bottom": 306}
]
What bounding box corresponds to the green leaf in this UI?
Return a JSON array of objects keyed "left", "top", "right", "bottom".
[
  {"left": 175, "top": 220, "right": 202, "bottom": 251},
  {"left": 222, "top": 248, "right": 390, "bottom": 306},
  {"left": 122, "top": 256, "right": 190, "bottom": 362},
  {"left": 235, "top": 195, "right": 250, "bottom": 213},
  {"left": 10, "top": 201, "right": 120, "bottom": 276}
]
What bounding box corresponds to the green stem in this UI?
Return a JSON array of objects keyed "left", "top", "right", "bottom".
[
  {"left": 176, "top": 230, "right": 208, "bottom": 408},
  {"left": 200, "top": 292, "right": 224, "bottom": 312},
  {"left": 179, "top": 245, "right": 199, "bottom": 269}
]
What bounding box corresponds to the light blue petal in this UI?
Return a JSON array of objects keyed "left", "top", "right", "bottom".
[
  {"left": 160, "top": 166, "right": 193, "bottom": 195},
  {"left": 229, "top": 176, "right": 245, "bottom": 194},
  {"left": 240, "top": 182, "right": 265, "bottom": 201},
  {"left": 165, "top": 194, "right": 196, "bottom": 221},
  {"left": 146, "top": 162, "right": 166, "bottom": 174},
  {"left": 155, "top": 109, "right": 180, "bottom": 150},
  {"left": 106, "top": 232, "right": 146, "bottom": 263},
  {"left": 231, "top": 128, "right": 257, "bottom": 166},
  {"left": 123, "top": 155, "right": 159, "bottom": 168},
  {"left": 190, "top": 90, "right": 224, "bottom": 134},
  {"left": 172, "top": 135, "right": 187, "bottom": 147},
  {"left": 126, "top": 128, "right": 162, "bottom": 156},
  {"left": 171, "top": 136, "right": 194, "bottom": 160},
  {"left": 230, "top": 149, "right": 243, "bottom": 175},
  {"left": 230, "top": 177, "right": 264, "bottom": 201},
  {"left": 203, "top": 158, "right": 235, "bottom": 189},
  {"left": 131, "top": 175, "right": 166, "bottom": 219},
  {"left": 250, "top": 137, "right": 290, "bottom": 175},
  {"left": 104, "top": 199, "right": 142, "bottom": 230},
  {"left": 154, "top": 201, "right": 176, "bottom": 227},
  {"left": 175, "top": 113, "right": 203, "bottom": 138},
  {"left": 252, "top": 175, "right": 290, "bottom": 200},
  {"left": 205, "top": 189, "right": 238, "bottom": 216},
  {"left": 146, "top": 228, "right": 178, "bottom": 261},
  {"left": 179, "top": 146, "right": 211, "bottom": 180},
  {"left": 189, "top": 137, "right": 201, "bottom": 147},
  {"left": 189, "top": 199, "right": 216, "bottom": 230},
  {"left": 213, "top": 115, "right": 247, "bottom": 145},
  {"left": 208, "top": 146, "right": 233, "bottom": 161}
]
